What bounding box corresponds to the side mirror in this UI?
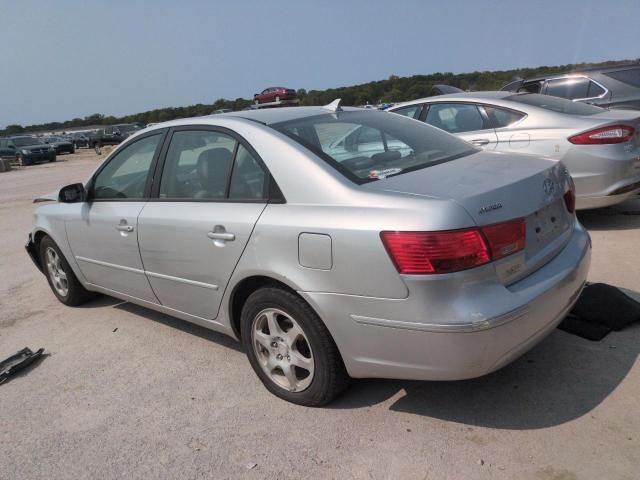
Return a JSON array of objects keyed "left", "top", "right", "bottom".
[{"left": 58, "top": 183, "right": 86, "bottom": 203}]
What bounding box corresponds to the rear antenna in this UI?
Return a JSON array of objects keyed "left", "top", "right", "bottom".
[{"left": 323, "top": 98, "right": 343, "bottom": 112}]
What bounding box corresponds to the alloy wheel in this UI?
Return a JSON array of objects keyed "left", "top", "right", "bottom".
[
  {"left": 45, "top": 247, "right": 69, "bottom": 297},
  {"left": 251, "top": 308, "right": 314, "bottom": 392}
]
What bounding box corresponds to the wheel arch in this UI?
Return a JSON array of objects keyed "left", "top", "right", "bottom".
[{"left": 228, "top": 275, "right": 300, "bottom": 340}]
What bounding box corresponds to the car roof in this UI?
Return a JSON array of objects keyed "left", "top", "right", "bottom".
[
  {"left": 391, "top": 91, "right": 513, "bottom": 108},
  {"left": 521, "top": 62, "right": 640, "bottom": 83}
]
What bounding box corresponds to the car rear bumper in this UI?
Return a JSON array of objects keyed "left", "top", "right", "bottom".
[
  {"left": 567, "top": 144, "right": 640, "bottom": 209},
  {"left": 301, "top": 221, "right": 591, "bottom": 381}
]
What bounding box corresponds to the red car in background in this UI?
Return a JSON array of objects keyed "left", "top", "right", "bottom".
[{"left": 254, "top": 87, "right": 297, "bottom": 104}]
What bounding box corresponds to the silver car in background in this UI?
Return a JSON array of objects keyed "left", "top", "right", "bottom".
[
  {"left": 388, "top": 92, "right": 640, "bottom": 209},
  {"left": 26, "top": 104, "right": 590, "bottom": 406}
]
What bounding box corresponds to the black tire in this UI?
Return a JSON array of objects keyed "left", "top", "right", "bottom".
[
  {"left": 39, "top": 236, "right": 95, "bottom": 306},
  {"left": 49, "top": 155, "right": 56, "bottom": 163},
  {"left": 70, "top": 147, "right": 76, "bottom": 154},
  {"left": 94, "top": 143, "right": 102, "bottom": 155},
  {"left": 241, "top": 286, "right": 350, "bottom": 406},
  {"left": 17, "top": 154, "right": 30, "bottom": 166}
]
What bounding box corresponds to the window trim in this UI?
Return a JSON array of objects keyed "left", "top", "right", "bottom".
[
  {"left": 148, "top": 124, "right": 284, "bottom": 204},
  {"left": 86, "top": 128, "right": 169, "bottom": 202},
  {"left": 542, "top": 75, "right": 609, "bottom": 102}
]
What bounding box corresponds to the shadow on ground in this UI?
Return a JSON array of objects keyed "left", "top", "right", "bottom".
[
  {"left": 332, "top": 324, "right": 640, "bottom": 430},
  {"left": 578, "top": 196, "right": 640, "bottom": 231}
]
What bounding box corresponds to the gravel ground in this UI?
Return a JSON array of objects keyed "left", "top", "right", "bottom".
[{"left": 1, "top": 150, "right": 639, "bottom": 480}]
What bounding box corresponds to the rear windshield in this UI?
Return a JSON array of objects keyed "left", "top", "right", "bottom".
[
  {"left": 271, "top": 110, "right": 475, "bottom": 184},
  {"left": 506, "top": 93, "right": 604, "bottom": 116}
]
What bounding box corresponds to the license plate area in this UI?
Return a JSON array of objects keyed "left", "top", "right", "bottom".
[{"left": 529, "top": 200, "right": 569, "bottom": 247}]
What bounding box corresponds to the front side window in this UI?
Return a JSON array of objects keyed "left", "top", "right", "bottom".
[
  {"left": 425, "top": 103, "right": 487, "bottom": 133},
  {"left": 92, "top": 133, "right": 161, "bottom": 200},
  {"left": 545, "top": 77, "right": 590, "bottom": 100},
  {"left": 273, "top": 110, "right": 475, "bottom": 184},
  {"left": 159, "top": 130, "right": 236, "bottom": 199},
  {"left": 484, "top": 106, "right": 526, "bottom": 128}
]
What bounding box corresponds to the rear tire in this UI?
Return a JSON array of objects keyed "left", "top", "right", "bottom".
[
  {"left": 241, "top": 286, "right": 350, "bottom": 406},
  {"left": 39, "top": 236, "right": 95, "bottom": 306},
  {"left": 49, "top": 155, "right": 56, "bottom": 163}
]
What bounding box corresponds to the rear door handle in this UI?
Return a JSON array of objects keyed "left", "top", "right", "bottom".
[
  {"left": 207, "top": 231, "right": 235, "bottom": 241},
  {"left": 116, "top": 225, "right": 134, "bottom": 232},
  {"left": 470, "top": 139, "right": 491, "bottom": 146}
]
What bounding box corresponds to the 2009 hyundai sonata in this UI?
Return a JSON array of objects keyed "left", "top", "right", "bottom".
[{"left": 26, "top": 101, "right": 591, "bottom": 406}]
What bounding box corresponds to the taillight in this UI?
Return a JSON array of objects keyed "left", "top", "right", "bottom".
[
  {"left": 569, "top": 125, "right": 635, "bottom": 145},
  {"left": 381, "top": 218, "right": 525, "bottom": 275},
  {"left": 482, "top": 218, "right": 526, "bottom": 260},
  {"left": 564, "top": 189, "right": 576, "bottom": 213}
]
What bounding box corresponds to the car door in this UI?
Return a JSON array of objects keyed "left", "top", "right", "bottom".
[
  {"left": 137, "top": 127, "right": 269, "bottom": 320},
  {"left": 65, "top": 130, "right": 166, "bottom": 302},
  {"left": 422, "top": 102, "right": 498, "bottom": 148}
]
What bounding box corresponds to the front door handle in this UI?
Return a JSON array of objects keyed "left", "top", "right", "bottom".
[
  {"left": 207, "top": 231, "right": 235, "bottom": 241},
  {"left": 116, "top": 225, "right": 134, "bottom": 232},
  {"left": 470, "top": 139, "right": 491, "bottom": 146}
]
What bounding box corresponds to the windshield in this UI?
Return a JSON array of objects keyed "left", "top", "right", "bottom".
[
  {"left": 506, "top": 93, "right": 605, "bottom": 116},
  {"left": 11, "top": 137, "right": 42, "bottom": 147},
  {"left": 272, "top": 110, "right": 476, "bottom": 184}
]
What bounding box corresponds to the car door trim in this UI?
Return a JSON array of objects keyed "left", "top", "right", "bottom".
[
  {"left": 77, "top": 255, "right": 220, "bottom": 290},
  {"left": 75, "top": 256, "right": 146, "bottom": 275},
  {"left": 145, "top": 270, "right": 219, "bottom": 290}
]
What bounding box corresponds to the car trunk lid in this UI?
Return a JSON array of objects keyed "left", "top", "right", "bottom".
[{"left": 364, "top": 150, "right": 575, "bottom": 283}]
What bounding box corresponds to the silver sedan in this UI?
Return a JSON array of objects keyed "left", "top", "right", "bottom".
[
  {"left": 388, "top": 92, "right": 640, "bottom": 209},
  {"left": 26, "top": 103, "right": 590, "bottom": 405}
]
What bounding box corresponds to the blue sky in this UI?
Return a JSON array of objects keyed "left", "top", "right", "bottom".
[{"left": 1, "top": 0, "right": 639, "bottom": 127}]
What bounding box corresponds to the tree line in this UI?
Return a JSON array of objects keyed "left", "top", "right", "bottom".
[{"left": 2, "top": 58, "right": 636, "bottom": 136}]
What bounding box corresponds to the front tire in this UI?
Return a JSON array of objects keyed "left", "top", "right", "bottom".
[
  {"left": 17, "top": 154, "right": 30, "bottom": 166},
  {"left": 241, "top": 287, "right": 350, "bottom": 406},
  {"left": 39, "top": 236, "right": 94, "bottom": 306}
]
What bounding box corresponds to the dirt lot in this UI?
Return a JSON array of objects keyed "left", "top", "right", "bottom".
[{"left": 1, "top": 150, "right": 639, "bottom": 480}]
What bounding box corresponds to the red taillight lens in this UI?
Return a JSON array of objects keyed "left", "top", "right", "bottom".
[
  {"left": 380, "top": 230, "right": 490, "bottom": 274},
  {"left": 569, "top": 125, "right": 635, "bottom": 145},
  {"left": 482, "top": 218, "right": 526, "bottom": 260},
  {"left": 563, "top": 189, "right": 576, "bottom": 213},
  {"left": 381, "top": 218, "right": 526, "bottom": 275}
]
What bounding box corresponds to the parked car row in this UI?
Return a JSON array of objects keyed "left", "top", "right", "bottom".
[{"left": 0, "top": 136, "right": 56, "bottom": 165}]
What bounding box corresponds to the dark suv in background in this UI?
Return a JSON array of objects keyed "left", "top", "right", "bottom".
[
  {"left": 0, "top": 136, "right": 56, "bottom": 165},
  {"left": 502, "top": 63, "right": 640, "bottom": 110}
]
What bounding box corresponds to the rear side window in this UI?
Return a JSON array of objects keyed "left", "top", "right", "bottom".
[
  {"left": 390, "top": 105, "right": 421, "bottom": 119},
  {"left": 544, "top": 77, "right": 601, "bottom": 100},
  {"left": 425, "top": 103, "right": 487, "bottom": 133},
  {"left": 603, "top": 67, "right": 640, "bottom": 87},
  {"left": 229, "top": 144, "right": 267, "bottom": 199},
  {"left": 272, "top": 110, "right": 475, "bottom": 184},
  {"left": 159, "top": 130, "right": 236, "bottom": 199},
  {"left": 484, "top": 106, "right": 526, "bottom": 128}
]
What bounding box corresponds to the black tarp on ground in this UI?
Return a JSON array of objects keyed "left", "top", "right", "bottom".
[
  {"left": 559, "top": 283, "right": 640, "bottom": 341},
  {"left": 0, "top": 347, "right": 45, "bottom": 384}
]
